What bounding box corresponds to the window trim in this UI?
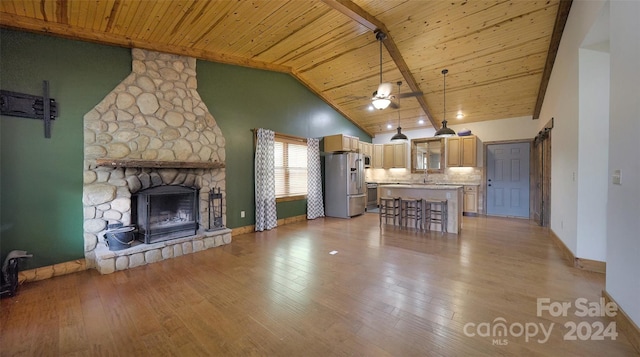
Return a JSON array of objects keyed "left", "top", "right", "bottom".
[{"left": 256, "top": 130, "right": 307, "bottom": 202}]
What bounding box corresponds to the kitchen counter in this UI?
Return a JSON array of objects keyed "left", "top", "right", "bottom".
[
  {"left": 379, "top": 184, "right": 463, "bottom": 190},
  {"left": 377, "top": 184, "right": 464, "bottom": 234}
]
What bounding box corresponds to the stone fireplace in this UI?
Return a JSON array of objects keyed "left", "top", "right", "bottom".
[{"left": 83, "top": 49, "right": 231, "bottom": 274}]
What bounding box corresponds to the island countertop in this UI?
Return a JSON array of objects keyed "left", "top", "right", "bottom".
[{"left": 377, "top": 184, "right": 464, "bottom": 234}]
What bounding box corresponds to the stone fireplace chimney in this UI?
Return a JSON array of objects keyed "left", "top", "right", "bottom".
[{"left": 83, "top": 49, "right": 230, "bottom": 274}]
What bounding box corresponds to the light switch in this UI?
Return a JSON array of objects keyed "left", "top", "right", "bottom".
[{"left": 612, "top": 170, "right": 621, "bottom": 185}]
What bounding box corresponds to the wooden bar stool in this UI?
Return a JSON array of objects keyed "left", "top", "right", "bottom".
[
  {"left": 400, "top": 198, "right": 424, "bottom": 230},
  {"left": 379, "top": 197, "right": 401, "bottom": 226},
  {"left": 425, "top": 199, "right": 448, "bottom": 233}
]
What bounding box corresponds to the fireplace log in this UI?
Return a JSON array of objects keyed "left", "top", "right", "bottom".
[{"left": 96, "top": 158, "right": 225, "bottom": 169}]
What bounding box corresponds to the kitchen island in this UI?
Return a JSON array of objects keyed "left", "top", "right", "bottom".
[{"left": 377, "top": 184, "right": 464, "bottom": 234}]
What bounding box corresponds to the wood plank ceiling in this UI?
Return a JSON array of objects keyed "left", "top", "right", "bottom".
[{"left": 0, "top": 0, "right": 571, "bottom": 137}]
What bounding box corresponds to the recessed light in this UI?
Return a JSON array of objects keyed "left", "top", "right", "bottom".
[
  {"left": 386, "top": 124, "right": 393, "bottom": 129},
  {"left": 418, "top": 119, "right": 425, "bottom": 124},
  {"left": 368, "top": 105, "right": 374, "bottom": 111},
  {"left": 456, "top": 112, "right": 464, "bottom": 119}
]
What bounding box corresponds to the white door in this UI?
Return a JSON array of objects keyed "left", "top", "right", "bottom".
[{"left": 486, "top": 142, "right": 530, "bottom": 217}]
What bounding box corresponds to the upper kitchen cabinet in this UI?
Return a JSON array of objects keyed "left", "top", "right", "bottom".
[
  {"left": 447, "top": 135, "right": 477, "bottom": 167},
  {"left": 373, "top": 144, "right": 384, "bottom": 168},
  {"left": 323, "top": 134, "right": 359, "bottom": 152},
  {"left": 383, "top": 142, "right": 407, "bottom": 169},
  {"left": 358, "top": 141, "right": 373, "bottom": 158}
]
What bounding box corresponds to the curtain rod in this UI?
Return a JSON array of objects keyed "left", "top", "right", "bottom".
[{"left": 252, "top": 128, "right": 307, "bottom": 143}]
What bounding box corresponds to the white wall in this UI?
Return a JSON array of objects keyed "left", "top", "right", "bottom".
[
  {"left": 373, "top": 115, "right": 539, "bottom": 144},
  {"left": 539, "top": 0, "right": 639, "bottom": 327},
  {"left": 372, "top": 115, "right": 541, "bottom": 167},
  {"left": 577, "top": 48, "right": 609, "bottom": 261},
  {"left": 606, "top": 0, "right": 640, "bottom": 327},
  {"left": 537, "top": 0, "right": 608, "bottom": 259}
]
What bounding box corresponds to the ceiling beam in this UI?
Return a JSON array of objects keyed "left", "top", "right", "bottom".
[
  {"left": 533, "top": 0, "right": 573, "bottom": 119},
  {"left": 321, "top": 0, "right": 438, "bottom": 130}
]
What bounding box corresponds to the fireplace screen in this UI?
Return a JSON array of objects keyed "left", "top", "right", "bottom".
[{"left": 134, "top": 185, "right": 199, "bottom": 244}]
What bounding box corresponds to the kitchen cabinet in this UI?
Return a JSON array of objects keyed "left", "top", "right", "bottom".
[
  {"left": 323, "top": 134, "right": 359, "bottom": 152},
  {"left": 383, "top": 142, "right": 407, "bottom": 168},
  {"left": 447, "top": 135, "right": 477, "bottom": 167},
  {"left": 373, "top": 144, "right": 384, "bottom": 168},
  {"left": 463, "top": 185, "right": 479, "bottom": 215},
  {"left": 359, "top": 141, "right": 373, "bottom": 158}
]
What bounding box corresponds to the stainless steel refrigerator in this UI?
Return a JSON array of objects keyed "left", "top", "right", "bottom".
[{"left": 325, "top": 152, "right": 366, "bottom": 218}]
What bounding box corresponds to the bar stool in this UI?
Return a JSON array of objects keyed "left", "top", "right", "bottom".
[
  {"left": 400, "top": 198, "right": 424, "bottom": 230},
  {"left": 379, "top": 197, "right": 401, "bottom": 226},
  {"left": 425, "top": 199, "right": 448, "bottom": 233}
]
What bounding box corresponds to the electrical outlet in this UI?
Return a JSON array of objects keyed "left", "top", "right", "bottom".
[{"left": 240, "top": 210, "right": 245, "bottom": 218}]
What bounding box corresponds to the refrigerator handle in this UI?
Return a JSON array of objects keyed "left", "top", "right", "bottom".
[{"left": 355, "top": 158, "right": 362, "bottom": 191}]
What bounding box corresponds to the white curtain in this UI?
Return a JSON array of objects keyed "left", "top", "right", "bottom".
[
  {"left": 255, "top": 128, "right": 277, "bottom": 231},
  {"left": 306, "top": 138, "right": 325, "bottom": 220}
]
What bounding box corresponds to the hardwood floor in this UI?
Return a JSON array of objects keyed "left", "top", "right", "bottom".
[{"left": 2, "top": 214, "right": 638, "bottom": 356}]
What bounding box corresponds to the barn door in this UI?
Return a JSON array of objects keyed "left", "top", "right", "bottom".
[{"left": 532, "top": 128, "right": 552, "bottom": 226}]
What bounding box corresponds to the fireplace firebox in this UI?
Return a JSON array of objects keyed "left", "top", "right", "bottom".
[{"left": 134, "top": 185, "right": 199, "bottom": 244}]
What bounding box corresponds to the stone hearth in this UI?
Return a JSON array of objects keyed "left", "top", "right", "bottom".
[{"left": 83, "top": 48, "right": 229, "bottom": 274}]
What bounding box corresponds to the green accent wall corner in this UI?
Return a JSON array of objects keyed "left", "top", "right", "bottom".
[{"left": 0, "top": 29, "right": 370, "bottom": 269}]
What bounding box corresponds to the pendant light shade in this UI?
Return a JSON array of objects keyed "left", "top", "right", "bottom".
[
  {"left": 391, "top": 81, "right": 407, "bottom": 141},
  {"left": 435, "top": 69, "right": 457, "bottom": 137},
  {"left": 391, "top": 127, "right": 408, "bottom": 141}
]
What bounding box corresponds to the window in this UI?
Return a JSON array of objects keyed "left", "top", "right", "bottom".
[{"left": 274, "top": 134, "right": 307, "bottom": 200}]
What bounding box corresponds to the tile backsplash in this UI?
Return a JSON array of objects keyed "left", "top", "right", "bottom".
[{"left": 365, "top": 167, "right": 482, "bottom": 185}]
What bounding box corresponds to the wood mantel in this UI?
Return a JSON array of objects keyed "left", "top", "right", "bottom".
[{"left": 95, "top": 158, "right": 225, "bottom": 169}]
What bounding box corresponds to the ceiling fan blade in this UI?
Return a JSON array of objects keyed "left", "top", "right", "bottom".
[{"left": 397, "top": 91, "right": 423, "bottom": 98}]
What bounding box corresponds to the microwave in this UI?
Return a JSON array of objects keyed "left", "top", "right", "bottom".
[{"left": 363, "top": 155, "right": 371, "bottom": 168}]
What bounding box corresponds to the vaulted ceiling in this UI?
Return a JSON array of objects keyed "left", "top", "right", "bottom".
[{"left": 0, "top": 0, "right": 571, "bottom": 137}]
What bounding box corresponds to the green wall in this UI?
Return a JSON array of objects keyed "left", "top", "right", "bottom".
[
  {"left": 1, "top": 30, "right": 131, "bottom": 268},
  {"left": 196, "top": 62, "right": 370, "bottom": 228},
  {"left": 0, "top": 29, "right": 370, "bottom": 269}
]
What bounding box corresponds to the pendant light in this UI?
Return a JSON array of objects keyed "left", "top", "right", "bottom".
[
  {"left": 390, "top": 81, "right": 408, "bottom": 141},
  {"left": 371, "top": 30, "right": 392, "bottom": 110},
  {"left": 434, "top": 69, "right": 456, "bottom": 137}
]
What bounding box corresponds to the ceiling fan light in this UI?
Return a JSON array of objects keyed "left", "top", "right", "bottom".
[
  {"left": 391, "top": 127, "right": 408, "bottom": 141},
  {"left": 376, "top": 82, "right": 393, "bottom": 98},
  {"left": 372, "top": 97, "right": 391, "bottom": 110}
]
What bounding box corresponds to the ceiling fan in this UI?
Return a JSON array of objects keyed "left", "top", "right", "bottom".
[{"left": 371, "top": 30, "right": 422, "bottom": 110}]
